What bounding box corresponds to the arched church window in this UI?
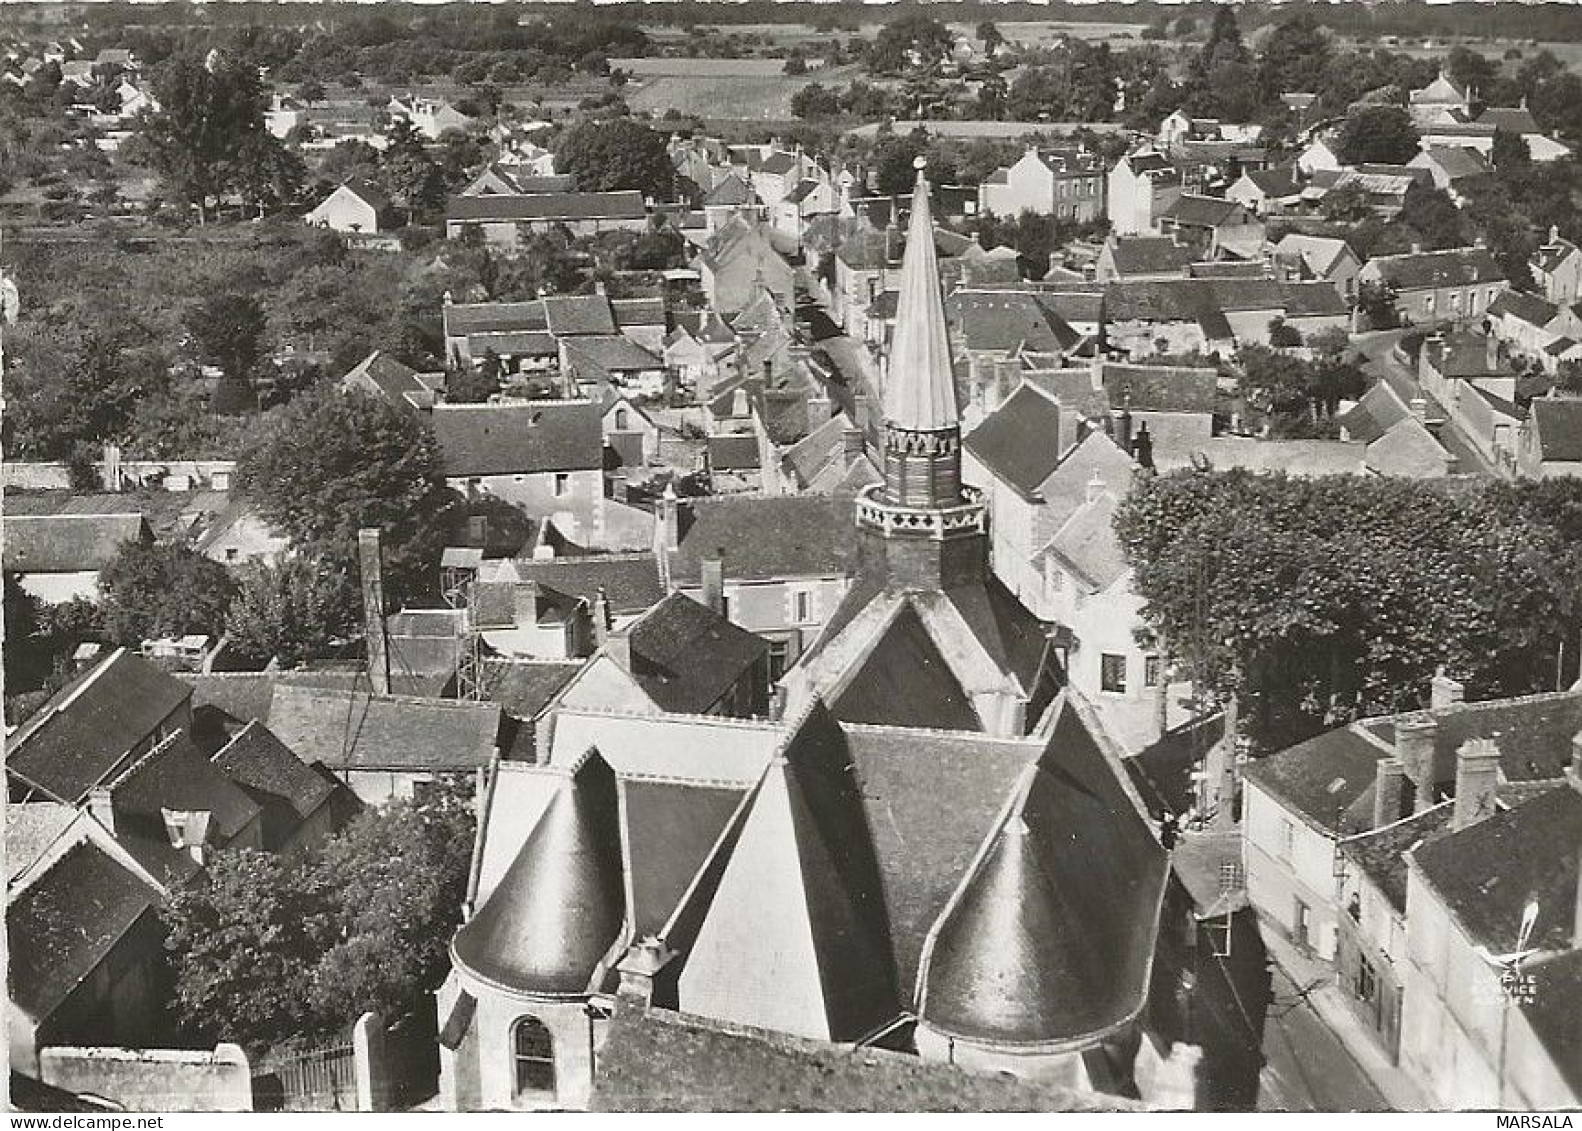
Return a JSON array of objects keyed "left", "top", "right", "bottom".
[{"left": 512, "top": 1016, "right": 555, "bottom": 1097}]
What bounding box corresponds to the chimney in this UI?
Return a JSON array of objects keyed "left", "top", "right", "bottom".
[
  {"left": 1132, "top": 422, "right": 1155, "bottom": 471},
  {"left": 658, "top": 484, "right": 679, "bottom": 552},
  {"left": 1452, "top": 738, "right": 1502, "bottom": 830},
  {"left": 513, "top": 579, "right": 541, "bottom": 627},
  {"left": 358, "top": 528, "right": 390, "bottom": 696},
  {"left": 1431, "top": 669, "right": 1465, "bottom": 710},
  {"left": 1551, "top": 225, "right": 1561, "bottom": 246},
  {"left": 1373, "top": 757, "right": 1407, "bottom": 828},
  {"left": 1411, "top": 241, "right": 1424, "bottom": 256},
  {"left": 761, "top": 358, "right": 773, "bottom": 385},
  {"left": 1474, "top": 234, "right": 1487, "bottom": 250},
  {"left": 593, "top": 587, "right": 611, "bottom": 646},
  {"left": 1394, "top": 713, "right": 1439, "bottom": 813},
  {"left": 853, "top": 393, "right": 871, "bottom": 434},
  {"left": 1409, "top": 395, "right": 1428, "bottom": 422},
  {"left": 843, "top": 426, "right": 865, "bottom": 462},
  {"left": 103, "top": 442, "right": 122, "bottom": 492},
  {"left": 701, "top": 551, "right": 725, "bottom": 614},
  {"left": 616, "top": 936, "right": 676, "bottom": 1007},
  {"left": 87, "top": 786, "right": 116, "bottom": 833},
  {"left": 1086, "top": 471, "right": 1106, "bottom": 504},
  {"left": 1116, "top": 406, "right": 1134, "bottom": 450},
  {"left": 594, "top": 279, "right": 607, "bottom": 296}
]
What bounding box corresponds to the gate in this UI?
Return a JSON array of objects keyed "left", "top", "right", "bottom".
[{"left": 256, "top": 1039, "right": 358, "bottom": 1112}]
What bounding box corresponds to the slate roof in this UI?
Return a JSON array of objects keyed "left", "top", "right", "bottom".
[
  {"left": 1488, "top": 288, "right": 1558, "bottom": 328},
  {"left": 671, "top": 494, "right": 858, "bottom": 583},
  {"left": 431, "top": 401, "right": 603, "bottom": 477},
  {"left": 1162, "top": 194, "right": 1249, "bottom": 229},
  {"left": 1240, "top": 726, "right": 1385, "bottom": 836},
  {"left": 1242, "top": 166, "right": 1301, "bottom": 198},
  {"left": 1272, "top": 234, "right": 1354, "bottom": 278},
  {"left": 1100, "top": 362, "right": 1219, "bottom": 414},
  {"left": 510, "top": 554, "right": 665, "bottom": 616},
  {"left": 1106, "top": 278, "right": 1346, "bottom": 322},
  {"left": 703, "top": 174, "right": 754, "bottom": 207},
  {"left": 451, "top": 753, "right": 625, "bottom": 994},
  {"left": 343, "top": 350, "right": 429, "bottom": 405},
  {"left": 1340, "top": 802, "right": 1454, "bottom": 913},
  {"left": 1523, "top": 948, "right": 1582, "bottom": 1096},
  {"left": 211, "top": 719, "right": 338, "bottom": 819},
  {"left": 1411, "top": 785, "right": 1581, "bottom": 955},
  {"left": 1531, "top": 397, "right": 1582, "bottom": 463},
  {"left": 590, "top": 1002, "right": 1138, "bottom": 1112},
  {"left": 542, "top": 295, "right": 617, "bottom": 336},
  {"left": 1361, "top": 689, "right": 1582, "bottom": 787},
  {"left": 1337, "top": 380, "right": 1410, "bottom": 445},
  {"left": 1477, "top": 106, "right": 1541, "bottom": 135},
  {"left": 1420, "top": 145, "right": 1491, "bottom": 181},
  {"left": 483, "top": 659, "right": 581, "bottom": 722},
  {"left": 831, "top": 605, "right": 981, "bottom": 732},
  {"left": 8, "top": 841, "right": 162, "bottom": 1021},
  {"left": 707, "top": 433, "right": 761, "bottom": 471},
  {"left": 446, "top": 191, "right": 646, "bottom": 223},
  {"left": 6, "top": 802, "right": 76, "bottom": 883},
  {"left": 443, "top": 300, "right": 547, "bottom": 338},
  {"left": 337, "top": 176, "right": 390, "bottom": 214},
  {"left": 1366, "top": 246, "right": 1506, "bottom": 291},
  {"left": 2, "top": 513, "right": 150, "bottom": 574},
  {"left": 1106, "top": 237, "right": 1194, "bottom": 277},
  {"left": 1535, "top": 238, "right": 1580, "bottom": 276},
  {"left": 921, "top": 700, "right": 1167, "bottom": 1045},
  {"left": 949, "top": 290, "right": 1079, "bottom": 354},
  {"left": 627, "top": 593, "right": 768, "bottom": 714},
  {"left": 467, "top": 330, "right": 557, "bottom": 358},
  {"left": 964, "top": 384, "right": 1064, "bottom": 498},
  {"left": 6, "top": 650, "right": 192, "bottom": 804},
  {"left": 611, "top": 297, "right": 666, "bottom": 328},
  {"left": 562, "top": 335, "right": 663, "bottom": 374},
  {"left": 266, "top": 685, "right": 500, "bottom": 772},
  {"left": 621, "top": 779, "right": 746, "bottom": 938},
  {"left": 1042, "top": 492, "right": 1128, "bottom": 591}
]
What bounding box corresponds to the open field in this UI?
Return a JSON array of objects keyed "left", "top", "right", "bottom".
[{"left": 623, "top": 63, "right": 865, "bottom": 120}]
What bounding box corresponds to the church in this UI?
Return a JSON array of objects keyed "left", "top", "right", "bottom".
[{"left": 435, "top": 164, "right": 1171, "bottom": 1111}]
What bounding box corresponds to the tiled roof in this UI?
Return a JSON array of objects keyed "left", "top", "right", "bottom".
[
  {"left": 510, "top": 554, "right": 665, "bottom": 616},
  {"left": 343, "top": 350, "right": 428, "bottom": 405},
  {"left": 1337, "top": 380, "right": 1410, "bottom": 445},
  {"left": 1535, "top": 238, "right": 1580, "bottom": 275},
  {"left": 108, "top": 732, "right": 261, "bottom": 842},
  {"left": 8, "top": 841, "right": 162, "bottom": 1021},
  {"left": 627, "top": 593, "right": 767, "bottom": 714},
  {"left": 338, "top": 176, "right": 390, "bottom": 214},
  {"left": 1106, "top": 278, "right": 1346, "bottom": 322},
  {"left": 542, "top": 294, "right": 616, "bottom": 336},
  {"left": 1243, "top": 166, "right": 1301, "bottom": 198},
  {"left": 446, "top": 191, "right": 646, "bottom": 223},
  {"left": 6, "top": 802, "right": 76, "bottom": 883},
  {"left": 671, "top": 494, "right": 858, "bottom": 583},
  {"left": 443, "top": 300, "right": 547, "bottom": 338},
  {"left": 483, "top": 659, "right": 581, "bottom": 722},
  {"left": 431, "top": 400, "right": 603, "bottom": 477},
  {"left": 1365, "top": 246, "right": 1506, "bottom": 291},
  {"left": 562, "top": 335, "right": 663, "bottom": 375},
  {"left": 6, "top": 650, "right": 192, "bottom": 804},
  {"left": 266, "top": 685, "right": 501, "bottom": 771},
  {"left": 622, "top": 779, "right": 746, "bottom": 938},
  {"left": 1420, "top": 145, "right": 1490, "bottom": 181},
  {"left": 1477, "top": 106, "right": 1541, "bottom": 135},
  {"left": 1162, "top": 193, "right": 1249, "bottom": 229},
  {"left": 2, "top": 512, "right": 150, "bottom": 574},
  {"left": 831, "top": 604, "right": 981, "bottom": 732},
  {"left": 1362, "top": 689, "right": 1582, "bottom": 787},
  {"left": 1100, "top": 362, "right": 1218, "bottom": 414},
  {"left": 1532, "top": 397, "right": 1582, "bottom": 462},
  {"left": 1106, "top": 236, "right": 1194, "bottom": 277},
  {"left": 706, "top": 433, "right": 761, "bottom": 471},
  {"left": 467, "top": 330, "right": 557, "bottom": 358},
  {"left": 949, "top": 290, "right": 1079, "bottom": 354},
  {"left": 1340, "top": 802, "right": 1454, "bottom": 913},
  {"left": 703, "top": 173, "right": 753, "bottom": 207},
  {"left": 1042, "top": 491, "right": 1128, "bottom": 591},
  {"left": 1241, "top": 726, "right": 1385, "bottom": 836},
  {"left": 611, "top": 297, "right": 666, "bottom": 328},
  {"left": 1487, "top": 289, "right": 1557, "bottom": 328}
]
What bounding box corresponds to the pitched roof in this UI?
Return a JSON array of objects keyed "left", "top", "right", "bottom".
[
  {"left": 671, "top": 494, "right": 858, "bottom": 583},
  {"left": 446, "top": 191, "right": 646, "bottom": 223},
  {"left": 621, "top": 779, "right": 746, "bottom": 938},
  {"left": 510, "top": 554, "right": 665, "bottom": 616},
  {"left": 1240, "top": 726, "right": 1385, "bottom": 836},
  {"left": 1487, "top": 289, "right": 1558, "bottom": 328},
  {"left": 1105, "top": 237, "right": 1194, "bottom": 277},
  {"left": 431, "top": 400, "right": 603, "bottom": 477},
  {"left": 1162, "top": 193, "right": 1249, "bottom": 229},
  {"left": 343, "top": 350, "right": 429, "bottom": 406},
  {"left": 562, "top": 335, "right": 663, "bottom": 375},
  {"left": 1106, "top": 278, "right": 1346, "bottom": 322},
  {"left": 451, "top": 753, "right": 625, "bottom": 994},
  {"left": 542, "top": 294, "right": 616, "bottom": 336},
  {"left": 1042, "top": 491, "right": 1128, "bottom": 592},
  {"left": 2, "top": 512, "right": 150, "bottom": 573},
  {"left": 1535, "top": 238, "right": 1580, "bottom": 276},
  {"left": 1361, "top": 689, "right": 1582, "bottom": 787},
  {"left": 1243, "top": 166, "right": 1301, "bottom": 198},
  {"left": 6, "top": 802, "right": 77, "bottom": 883},
  {"left": 1340, "top": 802, "right": 1454, "bottom": 913},
  {"left": 483, "top": 659, "right": 581, "bottom": 721},
  {"left": 8, "top": 841, "right": 162, "bottom": 1021},
  {"left": 1420, "top": 145, "right": 1491, "bottom": 181},
  {"left": 1272, "top": 234, "right": 1354, "bottom": 278},
  {"left": 703, "top": 173, "right": 754, "bottom": 207},
  {"left": 443, "top": 300, "right": 547, "bottom": 338},
  {"left": 706, "top": 433, "right": 761, "bottom": 471},
  {"left": 1100, "top": 361, "right": 1219, "bottom": 414},
  {"left": 6, "top": 649, "right": 192, "bottom": 804},
  {"left": 831, "top": 604, "right": 982, "bottom": 732},
  {"left": 1477, "top": 106, "right": 1541, "bottom": 135},
  {"left": 266, "top": 685, "right": 500, "bottom": 771},
  {"left": 626, "top": 593, "right": 767, "bottom": 714},
  {"left": 107, "top": 731, "right": 261, "bottom": 843},
  {"left": 337, "top": 176, "right": 389, "bottom": 214},
  {"left": 1337, "top": 379, "right": 1411, "bottom": 444},
  {"left": 1532, "top": 397, "right": 1582, "bottom": 463},
  {"left": 1365, "top": 246, "right": 1506, "bottom": 291},
  {"left": 951, "top": 290, "right": 1079, "bottom": 354},
  {"left": 964, "top": 384, "right": 1064, "bottom": 498},
  {"left": 210, "top": 719, "right": 338, "bottom": 819}
]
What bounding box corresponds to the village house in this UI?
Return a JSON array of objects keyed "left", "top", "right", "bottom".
[
  {"left": 1156, "top": 194, "right": 1264, "bottom": 260},
  {"left": 1225, "top": 166, "right": 1302, "bottom": 218},
  {"left": 388, "top": 94, "right": 473, "bottom": 140},
  {"left": 1107, "top": 148, "right": 1182, "bottom": 237},
  {"left": 1415, "top": 331, "right": 1523, "bottom": 472},
  {"left": 460, "top": 165, "right": 575, "bottom": 198},
  {"left": 445, "top": 192, "right": 648, "bottom": 247},
  {"left": 696, "top": 215, "right": 796, "bottom": 316},
  {"left": 1407, "top": 146, "right": 1492, "bottom": 202},
  {"left": 1517, "top": 395, "right": 1582, "bottom": 479},
  {"left": 3, "top": 512, "right": 151, "bottom": 604},
  {"left": 978, "top": 146, "right": 1105, "bottom": 223},
  {"left": 1356, "top": 245, "right": 1507, "bottom": 326},
  {"left": 1408, "top": 71, "right": 1475, "bottom": 127},
  {"left": 1094, "top": 236, "right": 1196, "bottom": 284},
  {"left": 304, "top": 178, "right": 394, "bottom": 235},
  {"left": 1532, "top": 228, "right": 1582, "bottom": 307},
  {"left": 1104, "top": 278, "right": 1348, "bottom": 358},
  {"left": 1269, "top": 234, "right": 1362, "bottom": 304}
]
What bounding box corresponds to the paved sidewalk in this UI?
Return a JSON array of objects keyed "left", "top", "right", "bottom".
[{"left": 1260, "top": 926, "right": 1430, "bottom": 1112}]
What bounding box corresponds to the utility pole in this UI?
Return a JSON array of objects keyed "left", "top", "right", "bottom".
[{"left": 358, "top": 528, "right": 391, "bottom": 696}]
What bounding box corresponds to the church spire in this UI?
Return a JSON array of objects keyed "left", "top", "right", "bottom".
[{"left": 883, "top": 159, "right": 959, "bottom": 433}]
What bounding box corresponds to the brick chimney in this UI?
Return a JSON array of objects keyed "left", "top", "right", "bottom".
[
  {"left": 616, "top": 936, "right": 676, "bottom": 1006},
  {"left": 701, "top": 552, "right": 725, "bottom": 614},
  {"left": 657, "top": 484, "right": 679, "bottom": 553},
  {"left": 1431, "top": 669, "right": 1465, "bottom": 710},
  {"left": 87, "top": 786, "right": 116, "bottom": 834},
  {"left": 1373, "top": 756, "right": 1406, "bottom": 828},
  {"left": 1394, "top": 713, "right": 1439, "bottom": 813},
  {"left": 513, "top": 580, "right": 541, "bottom": 627},
  {"left": 1453, "top": 738, "right": 1502, "bottom": 830},
  {"left": 843, "top": 426, "right": 865, "bottom": 463},
  {"left": 593, "top": 587, "right": 611, "bottom": 646},
  {"left": 607, "top": 626, "right": 632, "bottom": 672}
]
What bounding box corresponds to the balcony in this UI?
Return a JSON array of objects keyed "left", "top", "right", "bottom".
[{"left": 855, "top": 483, "right": 987, "bottom": 540}]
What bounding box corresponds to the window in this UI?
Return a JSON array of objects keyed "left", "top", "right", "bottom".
[
  {"left": 1355, "top": 954, "right": 1377, "bottom": 1004},
  {"left": 1294, "top": 898, "right": 1313, "bottom": 950},
  {"left": 1424, "top": 294, "right": 1436, "bottom": 313},
  {"left": 1144, "top": 655, "right": 1162, "bottom": 688},
  {"left": 1450, "top": 291, "right": 1462, "bottom": 311},
  {"left": 1280, "top": 819, "right": 1296, "bottom": 862},
  {"left": 615, "top": 408, "right": 629, "bottom": 430},
  {"left": 768, "top": 639, "right": 790, "bottom": 683},
  {"left": 553, "top": 473, "right": 570, "bottom": 497},
  {"left": 224, "top": 547, "right": 238, "bottom": 563},
  {"left": 513, "top": 1017, "right": 555, "bottom": 1097},
  {"left": 792, "top": 589, "right": 811, "bottom": 624},
  {"left": 1100, "top": 653, "right": 1127, "bottom": 694}
]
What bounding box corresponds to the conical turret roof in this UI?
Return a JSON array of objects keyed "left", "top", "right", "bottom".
[{"left": 882, "top": 161, "right": 959, "bottom": 433}]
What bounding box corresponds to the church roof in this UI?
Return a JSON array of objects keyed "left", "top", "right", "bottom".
[
  {"left": 451, "top": 753, "right": 626, "bottom": 996},
  {"left": 883, "top": 166, "right": 959, "bottom": 432}
]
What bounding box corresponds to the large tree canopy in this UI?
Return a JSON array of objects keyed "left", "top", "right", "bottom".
[
  {"left": 99, "top": 541, "right": 238, "bottom": 646},
  {"left": 555, "top": 118, "right": 675, "bottom": 199},
  {"left": 234, "top": 386, "right": 455, "bottom": 614},
  {"left": 1116, "top": 473, "right": 1582, "bottom": 754},
  {"left": 1335, "top": 104, "right": 1421, "bottom": 167}
]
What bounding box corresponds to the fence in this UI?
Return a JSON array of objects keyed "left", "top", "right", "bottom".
[{"left": 256, "top": 1039, "right": 357, "bottom": 1112}]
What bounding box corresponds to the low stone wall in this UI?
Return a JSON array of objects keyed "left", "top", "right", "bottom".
[{"left": 39, "top": 1044, "right": 253, "bottom": 1112}]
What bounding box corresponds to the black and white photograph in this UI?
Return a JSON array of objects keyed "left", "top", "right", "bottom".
[{"left": 2, "top": 0, "right": 1581, "bottom": 1117}]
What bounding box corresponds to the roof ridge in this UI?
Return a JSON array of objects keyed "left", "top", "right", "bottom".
[
  {"left": 553, "top": 704, "right": 785, "bottom": 731},
  {"left": 100, "top": 728, "right": 183, "bottom": 794}
]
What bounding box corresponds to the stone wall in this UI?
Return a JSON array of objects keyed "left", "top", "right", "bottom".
[{"left": 39, "top": 1045, "right": 253, "bottom": 1112}]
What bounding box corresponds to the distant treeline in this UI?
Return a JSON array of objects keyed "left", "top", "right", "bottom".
[{"left": 10, "top": 1, "right": 1582, "bottom": 45}]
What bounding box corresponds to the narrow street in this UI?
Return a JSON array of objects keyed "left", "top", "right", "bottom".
[{"left": 1257, "top": 966, "right": 1390, "bottom": 1112}]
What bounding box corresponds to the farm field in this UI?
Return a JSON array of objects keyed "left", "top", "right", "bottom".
[{"left": 622, "top": 63, "right": 865, "bottom": 120}]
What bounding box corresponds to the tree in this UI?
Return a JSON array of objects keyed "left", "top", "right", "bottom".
[
  {"left": 1336, "top": 105, "right": 1420, "bottom": 166},
  {"left": 866, "top": 13, "right": 953, "bottom": 76},
  {"left": 136, "top": 51, "right": 269, "bottom": 222},
  {"left": 234, "top": 386, "right": 454, "bottom": 615},
  {"left": 1490, "top": 127, "right": 1533, "bottom": 177},
  {"left": 297, "top": 80, "right": 325, "bottom": 105},
  {"left": 1257, "top": 14, "right": 1333, "bottom": 107},
  {"left": 186, "top": 292, "right": 265, "bottom": 383},
  {"left": 99, "top": 541, "right": 238, "bottom": 646},
  {"left": 555, "top": 118, "right": 674, "bottom": 199},
  {"left": 234, "top": 133, "right": 306, "bottom": 218},
  {"left": 224, "top": 557, "right": 347, "bottom": 668},
  {"left": 1356, "top": 280, "right": 1400, "bottom": 330},
  {"left": 872, "top": 130, "right": 927, "bottom": 196},
  {"left": 1399, "top": 184, "right": 1469, "bottom": 250},
  {"left": 446, "top": 349, "right": 502, "bottom": 404},
  {"left": 791, "top": 82, "right": 841, "bottom": 120},
  {"left": 976, "top": 21, "right": 1004, "bottom": 55},
  {"left": 783, "top": 56, "right": 807, "bottom": 77}
]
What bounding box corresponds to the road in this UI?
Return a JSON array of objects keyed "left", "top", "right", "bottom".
[{"left": 1257, "top": 967, "right": 1390, "bottom": 1112}]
